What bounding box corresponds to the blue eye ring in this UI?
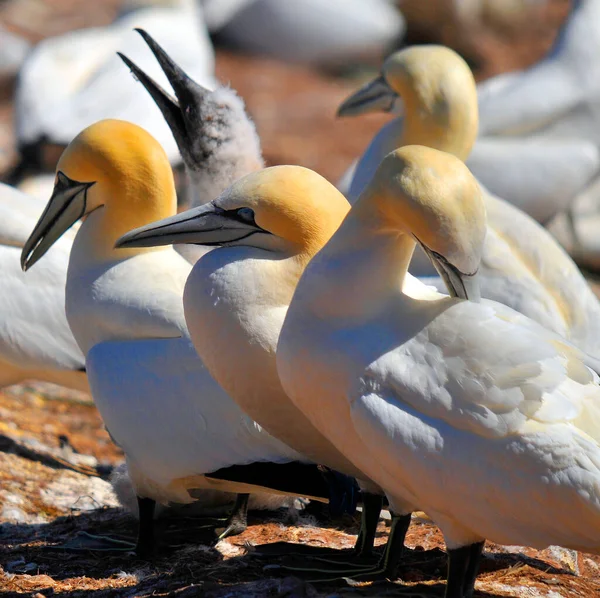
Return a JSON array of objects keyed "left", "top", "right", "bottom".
[{"left": 237, "top": 207, "right": 255, "bottom": 223}]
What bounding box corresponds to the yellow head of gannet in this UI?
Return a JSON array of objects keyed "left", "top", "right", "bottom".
[
  {"left": 118, "top": 165, "right": 351, "bottom": 267},
  {"left": 21, "top": 119, "right": 177, "bottom": 270},
  {"left": 359, "top": 144, "right": 486, "bottom": 299},
  {"left": 338, "top": 45, "right": 478, "bottom": 161}
]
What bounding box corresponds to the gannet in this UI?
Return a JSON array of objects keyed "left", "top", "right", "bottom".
[
  {"left": 118, "top": 31, "right": 394, "bottom": 567},
  {"left": 117, "top": 167, "right": 410, "bottom": 577},
  {"left": 472, "top": 0, "right": 600, "bottom": 261},
  {"left": 0, "top": 28, "right": 257, "bottom": 392},
  {"left": 21, "top": 120, "right": 353, "bottom": 555},
  {"left": 337, "top": 45, "right": 600, "bottom": 357},
  {"left": 279, "top": 145, "right": 600, "bottom": 597},
  {"left": 0, "top": 182, "right": 86, "bottom": 391},
  {"left": 13, "top": 0, "right": 214, "bottom": 177},
  {"left": 118, "top": 28, "right": 264, "bottom": 210},
  {"left": 200, "top": 0, "right": 405, "bottom": 66}
]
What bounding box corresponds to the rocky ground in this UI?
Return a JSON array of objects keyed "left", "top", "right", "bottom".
[{"left": 2, "top": 0, "right": 600, "bottom": 596}]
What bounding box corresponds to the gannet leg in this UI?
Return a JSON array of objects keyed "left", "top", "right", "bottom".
[
  {"left": 253, "top": 492, "right": 383, "bottom": 564},
  {"left": 352, "top": 492, "right": 385, "bottom": 559},
  {"left": 304, "top": 492, "right": 384, "bottom": 565},
  {"left": 445, "top": 541, "right": 484, "bottom": 598},
  {"left": 276, "top": 511, "right": 410, "bottom": 581},
  {"left": 135, "top": 496, "right": 156, "bottom": 557},
  {"left": 462, "top": 541, "right": 484, "bottom": 598},
  {"left": 214, "top": 493, "right": 249, "bottom": 543}
]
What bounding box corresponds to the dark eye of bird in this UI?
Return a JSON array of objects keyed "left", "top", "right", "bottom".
[{"left": 236, "top": 207, "right": 255, "bottom": 223}]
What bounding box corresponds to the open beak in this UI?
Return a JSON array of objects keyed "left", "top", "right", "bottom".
[
  {"left": 115, "top": 203, "right": 270, "bottom": 249},
  {"left": 118, "top": 28, "right": 209, "bottom": 156},
  {"left": 337, "top": 75, "right": 398, "bottom": 118},
  {"left": 419, "top": 243, "right": 481, "bottom": 302},
  {"left": 21, "top": 172, "right": 95, "bottom": 271}
]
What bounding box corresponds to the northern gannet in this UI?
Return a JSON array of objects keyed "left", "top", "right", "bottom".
[
  {"left": 337, "top": 45, "right": 600, "bottom": 357},
  {"left": 279, "top": 145, "right": 600, "bottom": 597},
  {"left": 0, "top": 27, "right": 257, "bottom": 391},
  {"left": 21, "top": 120, "right": 352, "bottom": 555},
  {"left": 117, "top": 167, "right": 410, "bottom": 577},
  {"left": 13, "top": 0, "right": 214, "bottom": 177},
  {"left": 472, "top": 0, "right": 600, "bottom": 263},
  {"left": 0, "top": 182, "right": 86, "bottom": 391},
  {"left": 118, "top": 36, "right": 391, "bottom": 567},
  {"left": 118, "top": 28, "right": 264, "bottom": 211}
]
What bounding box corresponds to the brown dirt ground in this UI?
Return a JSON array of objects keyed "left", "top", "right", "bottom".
[{"left": 3, "top": 0, "right": 600, "bottom": 596}]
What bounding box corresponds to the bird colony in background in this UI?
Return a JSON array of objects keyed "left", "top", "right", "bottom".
[{"left": 3, "top": 1, "right": 600, "bottom": 597}]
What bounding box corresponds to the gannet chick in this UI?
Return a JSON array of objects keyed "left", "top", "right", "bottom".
[
  {"left": 279, "top": 145, "right": 600, "bottom": 597},
  {"left": 118, "top": 28, "right": 264, "bottom": 209},
  {"left": 22, "top": 120, "right": 353, "bottom": 556},
  {"left": 0, "top": 182, "right": 87, "bottom": 391},
  {"left": 116, "top": 167, "right": 410, "bottom": 578},
  {"left": 337, "top": 44, "right": 600, "bottom": 357}
]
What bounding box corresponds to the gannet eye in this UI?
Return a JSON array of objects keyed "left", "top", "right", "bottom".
[{"left": 236, "top": 207, "right": 255, "bottom": 223}]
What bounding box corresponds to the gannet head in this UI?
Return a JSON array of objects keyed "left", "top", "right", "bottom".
[
  {"left": 362, "top": 145, "right": 485, "bottom": 300},
  {"left": 337, "top": 45, "right": 478, "bottom": 161},
  {"left": 21, "top": 118, "right": 176, "bottom": 270},
  {"left": 116, "top": 165, "right": 350, "bottom": 264},
  {"left": 118, "top": 29, "right": 263, "bottom": 204}
]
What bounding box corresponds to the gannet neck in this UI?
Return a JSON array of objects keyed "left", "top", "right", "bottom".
[
  {"left": 185, "top": 87, "right": 265, "bottom": 207},
  {"left": 329, "top": 145, "right": 486, "bottom": 314},
  {"left": 183, "top": 247, "right": 365, "bottom": 478},
  {"left": 301, "top": 215, "right": 417, "bottom": 321}
]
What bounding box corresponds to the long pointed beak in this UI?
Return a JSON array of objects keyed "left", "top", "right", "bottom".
[
  {"left": 118, "top": 29, "right": 210, "bottom": 154},
  {"left": 21, "top": 172, "right": 95, "bottom": 271},
  {"left": 115, "top": 203, "right": 269, "bottom": 249},
  {"left": 420, "top": 243, "right": 481, "bottom": 302},
  {"left": 337, "top": 75, "right": 398, "bottom": 118}
]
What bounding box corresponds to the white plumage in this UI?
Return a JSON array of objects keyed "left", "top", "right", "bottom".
[
  {"left": 15, "top": 3, "right": 215, "bottom": 167},
  {"left": 278, "top": 146, "right": 600, "bottom": 592},
  {"left": 337, "top": 45, "right": 600, "bottom": 357},
  {"left": 470, "top": 0, "right": 600, "bottom": 227},
  {"left": 20, "top": 120, "right": 308, "bottom": 543},
  {"left": 0, "top": 182, "right": 86, "bottom": 391}
]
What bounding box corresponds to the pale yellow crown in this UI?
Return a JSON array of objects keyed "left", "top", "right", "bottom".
[
  {"left": 383, "top": 45, "right": 478, "bottom": 161},
  {"left": 363, "top": 145, "right": 486, "bottom": 275},
  {"left": 218, "top": 165, "right": 351, "bottom": 260},
  {"left": 57, "top": 119, "right": 177, "bottom": 240}
]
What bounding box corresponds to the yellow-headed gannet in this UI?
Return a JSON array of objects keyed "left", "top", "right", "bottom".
[
  {"left": 116, "top": 167, "right": 409, "bottom": 576},
  {"left": 21, "top": 120, "right": 354, "bottom": 555},
  {"left": 337, "top": 45, "right": 600, "bottom": 357},
  {"left": 279, "top": 145, "right": 600, "bottom": 596}
]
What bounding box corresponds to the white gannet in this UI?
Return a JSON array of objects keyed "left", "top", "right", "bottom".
[
  {"left": 278, "top": 145, "right": 600, "bottom": 597},
  {"left": 201, "top": 0, "right": 405, "bottom": 67},
  {"left": 116, "top": 167, "right": 413, "bottom": 577},
  {"left": 21, "top": 119, "right": 351, "bottom": 555},
  {"left": 13, "top": 0, "right": 215, "bottom": 175},
  {"left": 0, "top": 182, "right": 87, "bottom": 391},
  {"left": 337, "top": 45, "right": 600, "bottom": 357},
  {"left": 472, "top": 0, "right": 600, "bottom": 261},
  {"left": 0, "top": 28, "right": 258, "bottom": 391},
  {"left": 472, "top": 0, "right": 600, "bottom": 225}
]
